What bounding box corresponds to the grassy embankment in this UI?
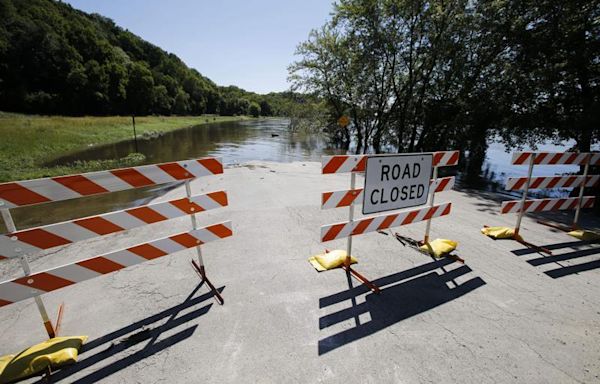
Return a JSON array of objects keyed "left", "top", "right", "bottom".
[{"left": 0, "top": 112, "right": 248, "bottom": 182}]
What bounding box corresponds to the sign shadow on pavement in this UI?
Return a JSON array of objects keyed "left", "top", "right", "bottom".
[
  {"left": 318, "top": 259, "right": 485, "bottom": 355},
  {"left": 511, "top": 240, "right": 600, "bottom": 279},
  {"left": 38, "top": 283, "right": 224, "bottom": 384}
]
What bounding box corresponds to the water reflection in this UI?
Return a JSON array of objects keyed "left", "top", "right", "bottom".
[
  {"left": 8, "top": 119, "right": 342, "bottom": 231},
  {"left": 48, "top": 119, "right": 341, "bottom": 167}
]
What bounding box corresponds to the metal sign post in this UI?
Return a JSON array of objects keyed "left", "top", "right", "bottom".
[
  {"left": 185, "top": 180, "right": 224, "bottom": 305},
  {"left": 515, "top": 155, "right": 535, "bottom": 235},
  {"left": 341, "top": 172, "right": 380, "bottom": 293},
  {"left": 423, "top": 165, "right": 438, "bottom": 244},
  {"left": 1, "top": 207, "right": 60, "bottom": 339},
  {"left": 573, "top": 154, "right": 590, "bottom": 229}
]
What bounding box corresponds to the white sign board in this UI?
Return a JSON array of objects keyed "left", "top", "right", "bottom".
[{"left": 363, "top": 154, "right": 432, "bottom": 214}]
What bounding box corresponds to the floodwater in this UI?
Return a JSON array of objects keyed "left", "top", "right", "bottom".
[
  {"left": 5, "top": 119, "right": 342, "bottom": 231},
  {"left": 3, "top": 118, "right": 579, "bottom": 231}
]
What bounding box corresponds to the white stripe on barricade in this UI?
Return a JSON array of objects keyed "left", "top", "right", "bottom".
[
  {"left": 0, "top": 221, "right": 233, "bottom": 308},
  {"left": 321, "top": 202, "right": 451, "bottom": 242},
  {"left": 0, "top": 191, "right": 228, "bottom": 260},
  {"left": 500, "top": 197, "right": 595, "bottom": 214},
  {"left": 506, "top": 175, "right": 599, "bottom": 191},
  {"left": 0, "top": 158, "right": 224, "bottom": 209},
  {"left": 321, "top": 176, "right": 455, "bottom": 209}
]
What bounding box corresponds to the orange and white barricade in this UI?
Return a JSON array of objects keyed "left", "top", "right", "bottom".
[
  {"left": 489, "top": 151, "right": 599, "bottom": 253},
  {"left": 0, "top": 158, "right": 232, "bottom": 337},
  {"left": 320, "top": 151, "right": 459, "bottom": 292}
]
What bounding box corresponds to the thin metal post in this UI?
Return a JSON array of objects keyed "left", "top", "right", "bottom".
[
  {"left": 1, "top": 208, "right": 56, "bottom": 338},
  {"left": 573, "top": 155, "right": 590, "bottom": 228},
  {"left": 184, "top": 181, "right": 204, "bottom": 267},
  {"left": 132, "top": 115, "right": 139, "bottom": 153},
  {"left": 515, "top": 155, "right": 535, "bottom": 235},
  {"left": 185, "top": 180, "right": 223, "bottom": 304},
  {"left": 346, "top": 172, "right": 356, "bottom": 266},
  {"left": 423, "top": 165, "right": 438, "bottom": 244}
]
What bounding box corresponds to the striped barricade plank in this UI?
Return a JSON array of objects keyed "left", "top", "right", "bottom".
[
  {"left": 511, "top": 152, "right": 600, "bottom": 166},
  {"left": 0, "top": 158, "right": 224, "bottom": 209},
  {"left": 0, "top": 191, "right": 228, "bottom": 259},
  {"left": 321, "top": 176, "right": 455, "bottom": 209},
  {"left": 0, "top": 221, "right": 233, "bottom": 308},
  {"left": 320, "top": 202, "right": 451, "bottom": 242},
  {"left": 506, "top": 175, "right": 600, "bottom": 191},
  {"left": 500, "top": 197, "right": 595, "bottom": 214},
  {"left": 432, "top": 151, "right": 460, "bottom": 167},
  {"left": 321, "top": 151, "right": 459, "bottom": 174}
]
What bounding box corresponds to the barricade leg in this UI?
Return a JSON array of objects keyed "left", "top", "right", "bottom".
[
  {"left": 2, "top": 208, "right": 61, "bottom": 338},
  {"left": 185, "top": 181, "right": 224, "bottom": 305}
]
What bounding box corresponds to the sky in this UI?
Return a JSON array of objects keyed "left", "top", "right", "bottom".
[{"left": 63, "top": 0, "right": 334, "bottom": 94}]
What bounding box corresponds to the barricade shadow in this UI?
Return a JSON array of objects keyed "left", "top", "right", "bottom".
[
  {"left": 37, "top": 283, "right": 224, "bottom": 383},
  {"left": 511, "top": 240, "right": 600, "bottom": 278},
  {"left": 318, "top": 258, "right": 485, "bottom": 355}
]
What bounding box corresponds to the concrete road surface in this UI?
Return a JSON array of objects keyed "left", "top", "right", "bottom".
[{"left": 1, "top": 161, "right": 599, "bottom": 383}]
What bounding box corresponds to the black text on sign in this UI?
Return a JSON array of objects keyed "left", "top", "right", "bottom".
[{"left": 363, "top": 154, "right": 433, "bottom": 214}]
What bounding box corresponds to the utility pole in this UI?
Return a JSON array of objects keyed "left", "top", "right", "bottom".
[{"left": 132, "top": 115, "right": 139, "bottom": 153}]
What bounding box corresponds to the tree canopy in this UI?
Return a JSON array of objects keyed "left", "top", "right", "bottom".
[
  {"left": 289, "top": 0, "right": 600, "bottom": 181},
  {"left": 0, "top": 0, "right": 298, "bottom": 117}
]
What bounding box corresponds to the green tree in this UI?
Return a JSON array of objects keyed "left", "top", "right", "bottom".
[
  {"left": 249, "top": 101, "right": 261, "bottom": 117},
  {"left": 127, "top": 62, "right": 154, "bottom": 115}
]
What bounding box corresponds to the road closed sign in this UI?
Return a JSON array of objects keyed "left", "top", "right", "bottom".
[{"left": 363, "top": 154, "right": 433, "bottom": 214}]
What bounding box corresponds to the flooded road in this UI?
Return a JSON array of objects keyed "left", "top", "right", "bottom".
[{"left": 4, "top": 118, "right": 580, "bottom": 231}]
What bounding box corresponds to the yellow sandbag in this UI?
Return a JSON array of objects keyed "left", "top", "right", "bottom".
[
  {"left": 481, "top": 226, "right": 522, "bottom": 241},
  {"left": 309, "top": 249, "right": 357, "bottom": 271},
  {"left": 419, "top": 239, "right": 458, "bottom": 258},
  {"left": 568, "top": 229, "right": 600, "bottom": 241},
  {"left": 0, "top": 336, "right": 87, "bottom": 383},
  {"left": 0, "top": 355, "right": 14, "bottom": 377}
]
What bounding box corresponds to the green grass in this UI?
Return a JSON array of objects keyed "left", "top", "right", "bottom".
[{"left": 0, "top": 112, "right": 248, "bottom": 182}]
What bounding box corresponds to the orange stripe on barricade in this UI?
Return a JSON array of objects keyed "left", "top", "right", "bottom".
[
  {"left": 199, "top": 158, "right": 224, "bottom": 175},
  {"left": 0, "top": 183, "right": 51, "bottom": 206},
  {"left": 53, "top": 174, "right": 108, "bottom": 196},
  {"left": 129, "top": 244, "right": 168, "bottom": 260},
  {"left": 127, "top": 206, "right": 168, "bottom": 223},
  {"left": 158, "top": 163, "right": 193, "bottom": 180},
  {"left": 14, "top": 229, "right": 71, "bottom": 249},
  {"left": 14, "top": 272, "right": 74, "bottom": 292},
  {"left": 207, "top": 191, "right": 228, "bottom": 206},
  {"left": 79, "top": 257, "right": 124, "bottom": 274},
  {"left": 110, "top": 168, "right": 155, "bottom": 187},
  {"left": 207, "top": 223, "right": 234, "bottom": 238},
  {"left": 170, "top": 198, "right": 205, "bottom": 214},
  {"left": 170, "top": 233, "right": 201, "bottom": 247},
  {"left": 322, "top": 156, "right": 348, "bottom": 174},
  {"left": 378, "top": 214, "right": 398, "bottom": 230},
  {"left": 75, "top": 217, "right": 124, "bottom": 235}
]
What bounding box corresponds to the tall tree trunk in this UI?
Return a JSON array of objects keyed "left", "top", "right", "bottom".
[{"left": 464, "top": 126, "right": 488, "bottom": 187}]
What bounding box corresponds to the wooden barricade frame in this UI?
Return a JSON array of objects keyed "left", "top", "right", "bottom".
[
  {"left": 488, "top": 151, "right": 600, "bottom": 254},
  {"left": 0, "top": 157, "right": 231, "bottom": 338},
  {"left": 320, "top": 151, "right": 460, "bottom": 292}
]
